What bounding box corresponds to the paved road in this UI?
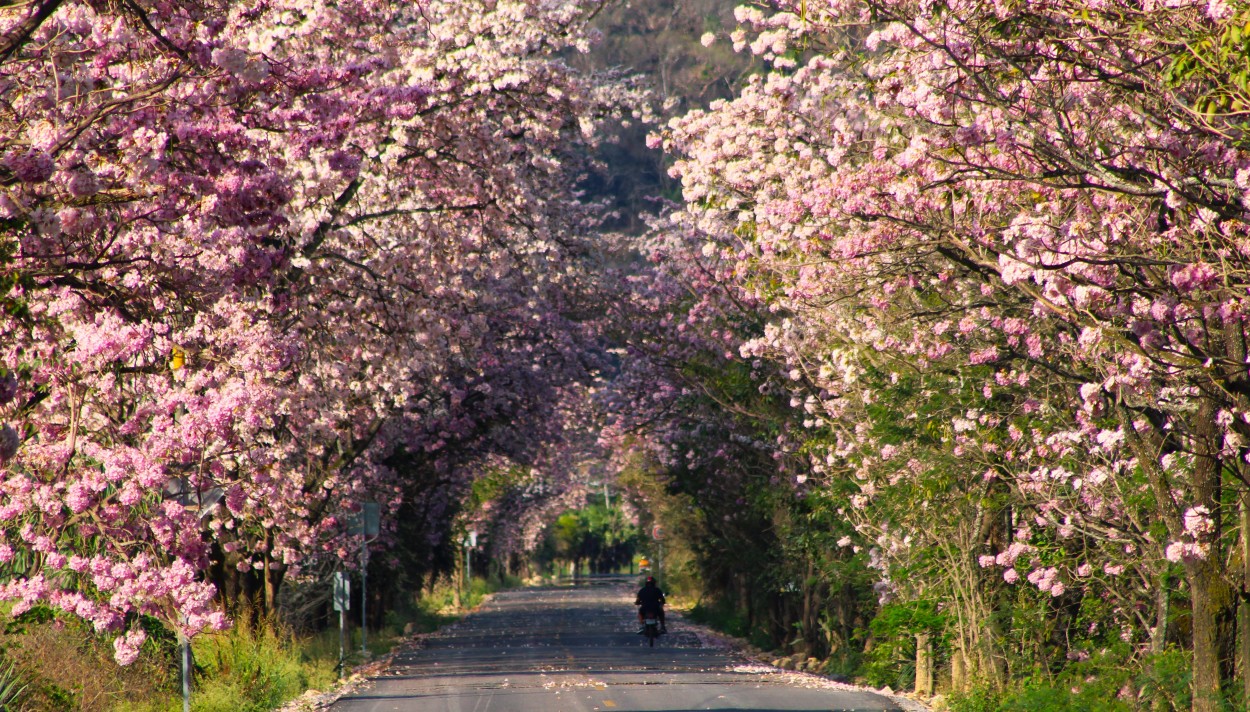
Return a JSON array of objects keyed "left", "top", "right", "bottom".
[{"left": 331, "top": 577, "right": 898, "bottom": 712}]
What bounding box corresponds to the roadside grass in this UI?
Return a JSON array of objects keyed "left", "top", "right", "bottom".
[
  {"left": 1, "top": 575, "right": 515, "bottom": 711},
  {"left": 0, "top": 602, "right": 175, "bottom": 711},
  {"left": 158, "top": 618, "right": 338, "bottom": 712},
  {"left": 0, "top": 658, "right": 27, "bottom": 709}
]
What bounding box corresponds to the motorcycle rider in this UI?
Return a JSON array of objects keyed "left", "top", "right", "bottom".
[{"left": 635, "top": 575, "right": 667, "bottom": 634}]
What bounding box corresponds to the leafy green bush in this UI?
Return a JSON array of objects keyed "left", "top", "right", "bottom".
[
  {"left": 998, "top": 683, "right": 1130, "bottom": 712},
  {"left": 947, "top": 685, "right": 1001, "bottom": 712},
  {"left": 861, "top": 601, "right": 946, "bottom": 689},
  {"left": 190, "top": 621, "right": 329, "bottom": 712},
  {"left": 998, "top": 645, "right": 1191, "bottom": 712},
  {"left": 1133, "top": 647, "right": 1191, "bottom": 711},
  {"left": 820, "top": 648, "right": 863, "bottom": 681},
  {"left": 687, "top": 600, "right": 750, "bottom": 639},
  {"left": 945, "top": 646, "right": 1195, "bottom": 712}
]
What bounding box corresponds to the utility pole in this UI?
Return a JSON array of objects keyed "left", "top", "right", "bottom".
[{"left": 357, "top": 502, "right": 381, "bottom": 656}]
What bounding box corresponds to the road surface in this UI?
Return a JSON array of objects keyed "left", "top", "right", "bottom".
[{"left": 331, "top": 577, "right": 899, "bottom": 712}]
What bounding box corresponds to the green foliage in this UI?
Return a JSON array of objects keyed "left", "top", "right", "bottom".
[
  {"left": 538, "top": 502, "right": 639, "bottom": 574},
  {"left": 686, "top": 598, "right": 772, "bottom": 649},
  {"left": 3, "top": 603, "right": 55, "bottom": 634},
  {"left": 945, "top": 647, "right": 1194, "bottom": 712},
  {"left": 997, "top": 685, "right": 1129, "bottom": 712},
  {"left": 0, "top": 658, "right": 28, "bottom": 710},
  {"left": 1135, "top": 647, "right": 1192, "bottom": 711},
  {"left": 862, "top": 601, "right": 947, "bottom": 689},
  {"left": 467, "top": 466, "right": 533, "bottom": 512},
  {"left": 382, "top": 598, "right": 450, "bottom": 639},
  {"left": 0, "top": 226, "right": 31, "bottom": 320},
  {"left": 687, "top": 599, "right": 749, "bottom": 638},
  {"left": 1159, "top": 8, "right": 1250, "bottom": 133},
  {"left": 947, "top": 686, "right": 1002, "bottom": 712},
  {"left": 189, "top": 623, "right": 322, "bottom": 712},
  {"left": 820, "top": 647, "right": 863, "bottom": 680}
]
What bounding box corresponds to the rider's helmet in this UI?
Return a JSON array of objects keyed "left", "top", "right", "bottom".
[{"left": 645, "top": 576, "right": 655, "bottom": 584}]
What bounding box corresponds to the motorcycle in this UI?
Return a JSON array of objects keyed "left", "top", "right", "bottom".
[{"left": 641, "top": 614, "right": 661, "bottom": 647}]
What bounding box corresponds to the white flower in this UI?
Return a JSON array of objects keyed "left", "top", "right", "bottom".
[{"left": 1208, "top": 0, "right": 1233, "bottom": 21}]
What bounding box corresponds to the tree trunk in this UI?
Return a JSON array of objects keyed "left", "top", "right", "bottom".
[
  {"left": 802, "top": 560, "right": 818, "bottom": 652},
  {"left": 1189, "top": 560, "right": 1224, "bottom": 712},
  {"left": 262, "top": 551, "right": 273, "bottom": 613},
  {"left": 453, "top": 562, "right": 462, "bottom": 609},
  {"left": 915, "top": 632, "right": 934, "bottom": 696},
  {"left": 1152, "top": 571, "right": 1169, "bottom": 655},
  {"left": 1187, "top": 397, "right": 1226, "bottom": 712},
  {"left": 951, "top": 648, "right": 967, "bottom": 693},
  {"left": 1241, "top": 491, "right": 1250, "bottom": 705}
]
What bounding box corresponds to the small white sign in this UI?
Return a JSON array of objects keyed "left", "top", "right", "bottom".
[{"left": 333, "top": 571, "right": 350, "bottom": 611}]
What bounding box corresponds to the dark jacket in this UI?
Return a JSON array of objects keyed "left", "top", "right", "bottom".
[{"left": 635, "top": 582, "right": 665, "bottom": 614}]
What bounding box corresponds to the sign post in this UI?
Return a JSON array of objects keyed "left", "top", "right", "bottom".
[
  {"left": 333, "top": 571, "right": 350, "bottom": 677},
  {"left": 163, "top": 479, "right": 225, "bottom": 712},
  {"left": 463, "top": 530, "right": 477, "bottom": 602},
  {"left": 353, "top": 502, "right": 381, "bottom": 656},
  {"left": 179, "top": 630, "right": 191, "bottom": 712}
]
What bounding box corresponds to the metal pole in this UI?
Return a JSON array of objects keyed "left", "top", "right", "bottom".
[
  {"left": 339, "top": 607, "right": 347, "bottom": 678},
  {"left": 658, "top": 541, "right": 663, "bottom": 589},
  {"left": 464, "top": 543, "right": 471, "bottom": 596},
  {"left": 361, "top": 536, "right": 368, "bottom": 656},
  {"left": 180, "top": 633, "right": 191, "bottom": 712}
]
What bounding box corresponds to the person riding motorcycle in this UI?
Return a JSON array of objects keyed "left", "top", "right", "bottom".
[{"left": 635, "top": 575, "right": 667, "bottom": 634}]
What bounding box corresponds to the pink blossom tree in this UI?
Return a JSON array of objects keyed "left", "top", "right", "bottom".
[
  {"left": 1, "top": 0, "right": 644, "bottom": 662},
  {"left": 641, "top": 0, "right": 1250, "bottom": 707}
]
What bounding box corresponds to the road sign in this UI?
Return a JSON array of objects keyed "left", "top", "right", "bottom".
[
  {"left": 652, "top": 525, "right": 664, "bottom": 540},
  {"left": 349, "top": 502, "right": 381, "bottom": 538},
  {"left": 333, "top": 571, "right": 350, "bottom": 611}
]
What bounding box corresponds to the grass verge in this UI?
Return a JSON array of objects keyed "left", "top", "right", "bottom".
[{"left": 2, "top": 575, "right": 515, "bottom": 711}]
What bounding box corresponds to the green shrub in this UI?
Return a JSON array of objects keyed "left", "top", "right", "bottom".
[
  {"left": 946, "top": 646, "right": 1194, "bottom": 712},
  {"left": 1134, "top": 647, "right": 1191, "bottom": 711},
  {"left": 685, "top": 599, "right": 774, "bottom": 650},
  {"left": 999, "top": 683, "right": 1130, "bottom": 712},
  {"left": 820, "top": 648, "right": 862, "bottom": 680},
  {"left": 861, "top": 601, "right": 945, "bottom": 690},
  {"left": 190, "top": 622, "right": 317, "bottom": 712},
  {"left": 947, "top": 685, "right": 1001, "bottom": 712},
  {"left": 687, "top": 600, "right": 749, "bottom": 639}
]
